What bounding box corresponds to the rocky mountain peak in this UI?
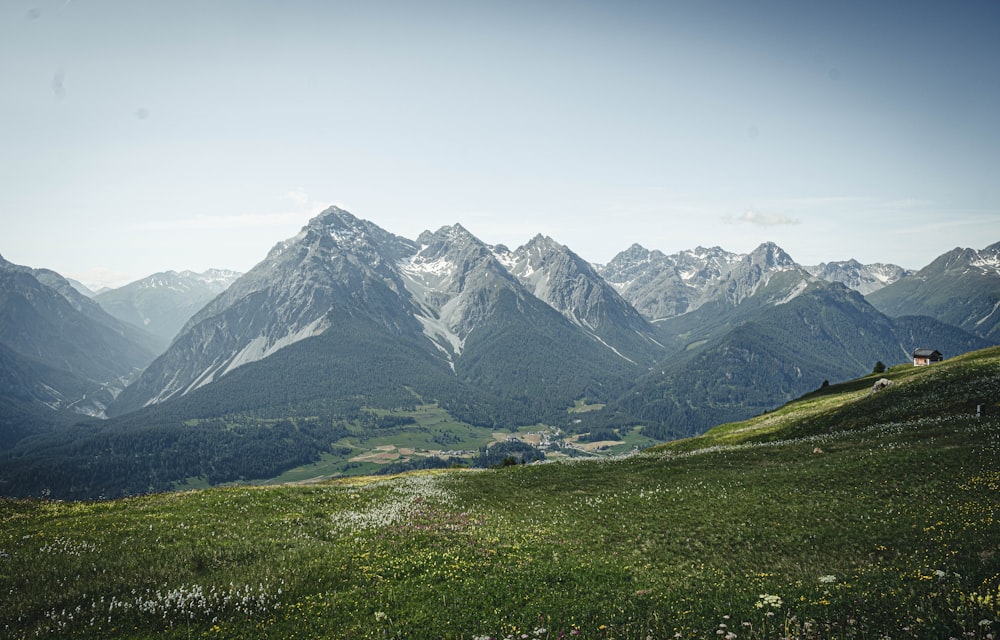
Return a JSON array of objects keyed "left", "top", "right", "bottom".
[
  {"left": 509, "top": 235, "right": 573, "bottom": 281},
  {"left": 417, "top": 223, "right": 478, "bottom": 249},
  {"left": 411, "top": 225, "right": 499, "bottom": 283},
  {"left": 513, "top": 234, "right": 570, "bottom": 271},
  {"left": 610, "top": 243, "right": 656, "bottom": 266},
  {"left": 524, "top": 233, "right": 560, "bottom": 250},
  {"left": 309, "top": 207, "right": 372, "bottom": 248},
  {"left": 180, "top": 269, "right": 242, "bottom": 292},
  {"left": 699, "top": 242, "right": 810, "bottom": 308},
  {"left": 116, "top": 209, "right": 424, "bottom": 410},
  {"left": 919, "top": 243, "right": 1000, "bottom": 277},
  {"left": 93, "top": 269, "right": 245, "bottom": 351},
  {"left": 311, "top": 205, "right": 359, "bottom": 228},
  {"left": 804, "top": 260, "right": 911, "bottom": 295},
  {"left": 970, "top": 242, "right": 1000, "bottom": 273},
  {"left": 747, "top": 242, "right": 796, "bottom": 269},
  {"left": 599, "top": 244, "right": 667, "bottom": 284},
  {"left": 680, "top": 246, "right": 732, "bottom": 261}
]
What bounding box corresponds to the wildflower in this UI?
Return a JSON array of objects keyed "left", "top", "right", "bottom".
[
  {"left": 755, "top": 594, "right": 783, "bottom": 609},
  {"left": 818, "top": 574, "right": 837, "bottom": 583}
]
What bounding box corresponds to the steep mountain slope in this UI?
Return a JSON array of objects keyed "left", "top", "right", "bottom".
[
  {"left": 0, "top": 342, "right": 96, "bottom": 450},
  {"left": 399, "top": 223, "right": 512, "bottom": 363},
  {"left": 95, "top": 269, "right": 241, "bottom": 352},
  {"left": 603, "top": 243, "right": 917, "bottom": 320},
  {"left": 804, "top": 259, "right": 911, "bottom": 295},
  {"left": 610, "top": 280, "right": 987, "bottom": 439},
  {"left": 0, "top": 255, "right": 158, "bottom": 419},
  {"left": 890, "top": 315, "right": 993, "bottom": 361},
  {"left": 3, "top": 258, "right": 162, "bottom": 356},
  {"left": 496, "top": 234, "right": 665, "bottom": 364},
  {"left": 866, "top": 241, "right": 1000, "bottom": 340},
  {"left": 592, "top": 243, "right": 991, "bottom": 440},
  {"left": 113, "top": 210, "right": 639, "bottom": 425},
  {"left": 112, "top": 207, "right": 433, "bottom": 415},
  {"left": 597, "top": 244, "right": 741, "bottom": 320},
  {"left": 652, "top": 243, "right": 818, "bottom": 346},
  {"left": 399, "top": 224, "right": 638, "bottom": 421},
  {"left": 656, "top": 344, "right": 1000, "bottom": 453},
  {"left": 66, "top": 277, "right": 97, "bottom": 297},
  {"left": 705, "top": 241, "right": 805, "bottom": 306},
  {"left": 5, "top": 216, "right": 997, "bottom": 500}
]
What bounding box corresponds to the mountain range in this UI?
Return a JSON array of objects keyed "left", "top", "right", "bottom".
[
  {"left": 111, "top": 213, "right": 640, "bottom": 427},
  {"left": 0, "top": 254, "right": 159, "bottom": 449},
  {"left": 867, "top": 242, "right": 1000, "bottom": 340},
  {"left": 94, "top": 269, "right": 241, "bottom": 352},
  {"left": 1, "top": 207, "right": 997, "bottom": 497}
]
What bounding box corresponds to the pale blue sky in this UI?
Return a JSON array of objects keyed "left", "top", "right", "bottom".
[{"left": 3, "top": 1, "right": 999, "bottom": 287}]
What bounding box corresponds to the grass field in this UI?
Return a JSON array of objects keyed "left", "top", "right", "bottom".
[{"left": 2, "top": 348, "right": 999, "bottom": 639}]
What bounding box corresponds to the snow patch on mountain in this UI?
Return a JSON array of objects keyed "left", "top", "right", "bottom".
[
  {"left": 490, "top": 246, "right": 517, "bottom": 273},
  {"left": 185, "top": 269, "right": 242, "bottom": 290},
  {"left": 971, "top": 254, "right": 1000, "bottom": 273},
  {"left": 330, "top": 227, "right": 364, "bottom": 248},
  {"left": 398, "top": 249, "right": 468, "bottom": 361},
  {"left": 402, "top": 254, "right": 456, "bottom": 280},
  {"left": 804, "top": 260, "right": 911, "bottom": 295},
  {"left": 679, "top": 268, "right": 698, "bottom": 281}
]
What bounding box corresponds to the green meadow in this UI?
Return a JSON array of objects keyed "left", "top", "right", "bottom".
[{"left": 2, "top": 348, "right": 999, "bottom": 639}]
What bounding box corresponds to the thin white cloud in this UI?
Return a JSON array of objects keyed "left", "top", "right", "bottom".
[{"left": 725, "top": 209, "right": 800, "bottom": 226}]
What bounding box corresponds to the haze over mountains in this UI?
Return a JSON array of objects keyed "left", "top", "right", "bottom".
[
  {"left": 2, "top": 207, "right": 998, "bottom": 497},
  {"left": 0, "top": 254, "right": 157, "bottom": 422},
  {"left": 93, "top": 269, "right": 242, "bottom": 352}
]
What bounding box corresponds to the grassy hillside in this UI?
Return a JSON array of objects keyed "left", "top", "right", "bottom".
[
  {"left": 2, "top": 348, "right": 999, "bottom": 639},
  {"left": 609, "top": 282, "right": 991, "bottom": 441}
]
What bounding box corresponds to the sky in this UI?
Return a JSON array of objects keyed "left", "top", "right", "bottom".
[{"left": 3, "top": 1, "right": 1000, "bottom": 289}]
